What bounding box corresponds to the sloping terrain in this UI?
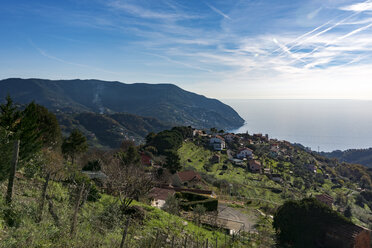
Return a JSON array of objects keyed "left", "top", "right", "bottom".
[
  {"left": 321, "top": 149, "right": 372, "bottom": 168},
  {"left": 0, "top": 78, "right": 244, "bottom": 130}
]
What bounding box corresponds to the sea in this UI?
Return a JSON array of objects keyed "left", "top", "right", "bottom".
[{"left": 222, "top": 99, "right": 372, "bottom": 152}]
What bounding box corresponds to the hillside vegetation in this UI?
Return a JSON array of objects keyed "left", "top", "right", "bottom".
[
  {"left": 0, "top": 78, "right": 244, "bottom": 130},
  {"left": 57, "top": 112, "right": 171, "bottom": 148},
  {"left": 321, "top": 148, "right": 372, "bottom": 168}
]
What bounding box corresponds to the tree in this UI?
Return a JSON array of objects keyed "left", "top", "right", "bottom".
[
  {"left": 171, "top": 126, "right": 193, "bottom": 139},
  {"left": 149, "top": 130, "right": 183, "bottom": 154},
  {"left": 25, "top": 102, "right": 61, "bottom": 149},
  {"left": 0, "top": 98, "right": 53, "bottom": 204},
  {"left": 62, "top": 129, "right": 88, "bottom": 165},
  {"left": 104, "top": 152, "right": 153, "bottom": 248},
  {"left": 193, "top": 204, "right": 206, "bottom": 226},
  {"left": 117, "top": 143, "right": 140, "bottom": 166},
  {"left": 164, "top": 150, "right": 181, "bottom": 174},
  {"left": 344, "top": 205, "right": 352, "bottom": 218},
  {"left": 0, "top": 95, "right": 21, "bottom": 135},
  {"left": 273, "top": 198, "right": 351, "bottom": 248}
]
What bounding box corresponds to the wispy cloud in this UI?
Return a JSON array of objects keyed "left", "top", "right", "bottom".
[
  {"left": 205, "top": 3, "right": 231, "bottom": 20},
  {"left": 29, "top": 40, "right": 119, "bottom": 75},
  {"left": 108, "top": 0, "right": 198, "bottom": 20}
]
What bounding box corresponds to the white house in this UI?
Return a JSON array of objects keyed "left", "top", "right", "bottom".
[
  {"left": 236, "top": 147, "right": 253, "bottom": 159},
  {"left": 210, "top": 136, "right": 226, "bottom": 151},
  {"left": 149, "top": 187, "right": 175, "bottom": 209}
]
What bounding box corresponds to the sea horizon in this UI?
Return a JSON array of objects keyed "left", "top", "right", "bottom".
[{"left": 223, "top": 99, "right": 372, "bottom": 153}]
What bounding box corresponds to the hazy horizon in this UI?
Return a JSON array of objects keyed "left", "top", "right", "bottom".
[{"left": 225, "top": 99, "right": 372, "bottom": 152}]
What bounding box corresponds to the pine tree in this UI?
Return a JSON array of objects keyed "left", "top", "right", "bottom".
[{"left": 62, "top": 129, "right": 88, "bottom": 165}]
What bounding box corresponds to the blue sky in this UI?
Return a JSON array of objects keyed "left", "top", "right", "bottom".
[{"left": 1, "top": 0, "right": 372, "bottom": 99}]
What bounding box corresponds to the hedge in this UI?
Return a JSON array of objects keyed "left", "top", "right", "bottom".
[
  {"left": 180, "top": 198, "right": 218, "bottom": 212},
  {"left": 176, "top": 191, "right": 208, "bottom": 201}
]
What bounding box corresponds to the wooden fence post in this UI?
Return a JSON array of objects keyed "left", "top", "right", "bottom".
[
  {"left": 119, "top": 217, "right": 130, "bottom": 248},
  {"left": 6, "top": 140, "right": 20, "bottom": 205},
  {"left": 70, "top": 183, "right": 85, "bottom": 236},
  {"left": 206, "top": 238, "right": 208, "bottom": 248}
]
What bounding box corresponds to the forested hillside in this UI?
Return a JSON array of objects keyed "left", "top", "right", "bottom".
[
  {"left": 0, "top": 78, "right": 244, "bottom": 130},
  {"left": 321, "top": 148, "right": 372, "bottom": 168}
]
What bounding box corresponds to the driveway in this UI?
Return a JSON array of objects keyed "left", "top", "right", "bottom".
[{"left": 217, "top": 204, "right": 257, "bottom": 232}]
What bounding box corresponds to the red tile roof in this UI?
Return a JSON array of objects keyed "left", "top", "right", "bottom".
[
  {"left": 177, "top": 170, "right": 202, "bottom": 183},
  {"left": 149, "top": 187, "right": 175, "bottom": 201},
  {"left": 315, "top": 194, "right": 334, "bottom": 206},
  {"left": 238, "top": 147, "right": 253, "bottom": 152}
]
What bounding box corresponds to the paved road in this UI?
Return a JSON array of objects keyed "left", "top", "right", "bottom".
[{"left": 217, "top": 204, "right": 257, "bottom": 232}]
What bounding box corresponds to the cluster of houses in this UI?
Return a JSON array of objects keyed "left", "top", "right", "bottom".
[{"left": 208, "top": 133, "right": 266, "bottom": 175}]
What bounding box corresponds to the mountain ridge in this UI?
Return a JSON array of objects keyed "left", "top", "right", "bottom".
[{"left": 0, "top": 78, "right": 244, "bottom": 130}]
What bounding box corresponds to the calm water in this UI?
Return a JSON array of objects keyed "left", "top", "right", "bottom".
[{"left": 223, "top": 99, "right": 372, "bottom": 152}]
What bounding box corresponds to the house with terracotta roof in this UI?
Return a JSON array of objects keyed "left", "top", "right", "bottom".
[
  {"left": 148, "top": 187, "right": 175, "bottom": 209},
  {"left": 322, "top": 223, "right": 371, "bottom": 248},
  {"left": 209, "top": 135, "right": 226, "bottom": 151},
  {"left": 236, "top": 147, "right": 253, "bottom": 159},
  {"left": 315, "top": 193, "right": 334, "bottom": 208},
  {"left": 172, "top": 170, "right": 202, "bottom": 187},
  {"left": 249, "top": 160, "right": 262, "bottom": 173}
]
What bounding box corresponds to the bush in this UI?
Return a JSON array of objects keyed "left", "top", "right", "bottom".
[{"left": 3, "top": 207, "right": 21, "bottom": 227}]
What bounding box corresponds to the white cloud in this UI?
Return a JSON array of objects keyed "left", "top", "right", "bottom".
[{"left": 340, "top": 1, "right": 372, "bottom": 12}]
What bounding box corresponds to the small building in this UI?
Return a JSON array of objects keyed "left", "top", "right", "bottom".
[
  {"left": 271, "top": 173, "right": 282, "bottom": 183},
  {"left": 231, "top": 158, "right": 245, "bottom": 166},
  {"left": 249, "top": 160, "right": 262, "bottom": 173},
  {"left": 236, "top": 147, "right": 253, "bottom": 159},
  {"left": 210, "top": 135, "right": 226, "bottom": 151},
  {"left": 193, "top": 129, "right": 206, "bottom": 137},
  {"left": 270, "top": 145, "right": 280, "bottom": 154},
  {"left": 263, "top": 168, "right": 271, "bottom": 175},
  {"left": 82, "top": 171, "right": 108, "bottom": 187},
  {"left": 210, "top": 154, "right": 221, "bottom": 164},
  {"left": 315, "top": 194, "right": 334, "bottom": 208},
  {"left": 149, "top": 187, "right": 175, "bottom": 209},
  {"left": 172, "top": 170, "right": 202, "bottom": 187}
]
